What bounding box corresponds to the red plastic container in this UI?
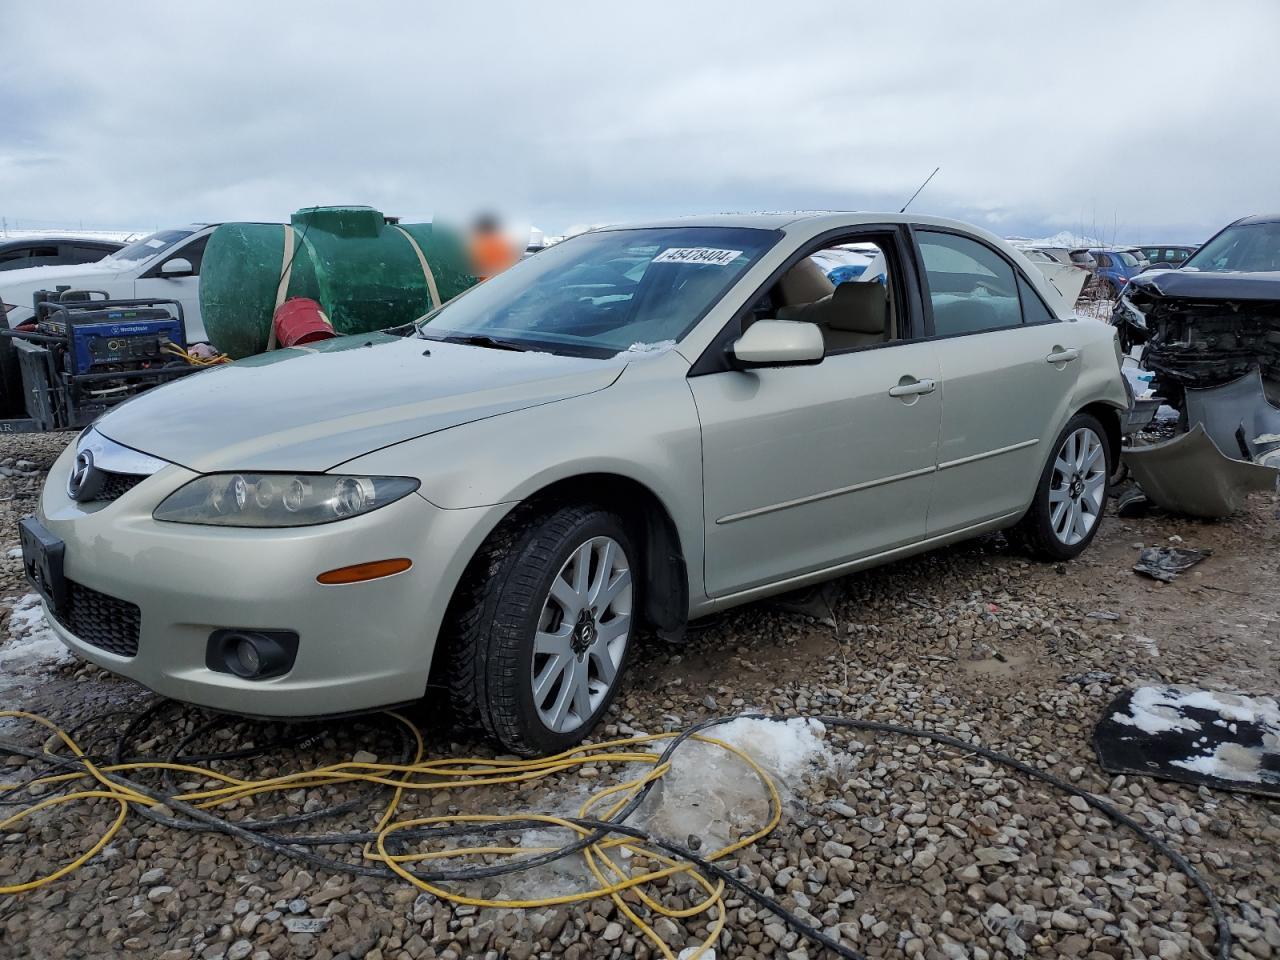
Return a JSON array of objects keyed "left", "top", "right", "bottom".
[{"left": 272, "top": 297, "right": 336, "bottom": 348}]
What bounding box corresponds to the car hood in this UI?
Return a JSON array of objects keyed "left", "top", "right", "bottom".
[
  {"left": 1127, "top": 269, "right": 1280, "bottom": 302},
  {"left": 0, "top": 260, "right": 131, "bottom": 294},
  {"left": 0, "top": 261, "right": 132, "bottom": 319},
  {"left": 95, "top": 333, "right": 626, "bottom": 473}
]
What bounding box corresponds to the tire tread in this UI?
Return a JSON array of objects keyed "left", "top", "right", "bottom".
[{"left": 441, "top": 502, "right": 625, "bottom": 755}]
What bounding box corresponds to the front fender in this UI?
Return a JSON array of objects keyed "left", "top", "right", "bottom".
[{"left": 340, "top": 351, "right": 707, "bottom": 600}]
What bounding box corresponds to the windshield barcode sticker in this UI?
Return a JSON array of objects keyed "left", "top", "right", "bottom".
[{"left": 653, "top": 247, "right": 743, "bottom": 266}]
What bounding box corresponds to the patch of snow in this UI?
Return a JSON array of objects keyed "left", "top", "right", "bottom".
[
  {"left": 6, "top": 547, "right": 22, "bottom": 559},
  {"left": 0, "top": 259, "right": 129, "bottom": 290},
  {"left": 616, "top": 339, "right": 677, "bottom": 358},
  {"left": 1112, "top": 685, "right": 1280, "bottom": 737},
  {"left": 492, "top": 717, "right": 836, "bottom": 901},
  {"left": 0, "top": 228, "right": 141, "bottom": 243},
  {"left": 703, "top": 717, "right": 831, "bottom": 782},
  {"left": 1015, "top": 230, "right": 1106, "bottom": 249},
  {"left": 1171, "top": 743, "right": 1267, "bottom": 784},
  {"left": 0, "top": 593, "right": 71, "bottom": 695}
]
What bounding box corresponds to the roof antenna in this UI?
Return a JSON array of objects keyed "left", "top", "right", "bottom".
[{"left": 899, "top": 166, "right": 940, "bottom": 213}]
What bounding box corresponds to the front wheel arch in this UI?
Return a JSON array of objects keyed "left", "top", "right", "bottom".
[
  {"left": 499, "top": 473, "right": 691, "bottom": 641},
  {"left": 430, "top": 473, "right": 690, "bottom": 682}
]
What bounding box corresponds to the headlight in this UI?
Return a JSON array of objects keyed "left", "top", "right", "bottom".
[{"left": 153, "top": 473, "right": 420, "bottom": 527}]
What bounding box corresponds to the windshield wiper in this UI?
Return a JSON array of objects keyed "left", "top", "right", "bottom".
[{"left": 435, "top": 333, "right": 530, "bottom": 352}]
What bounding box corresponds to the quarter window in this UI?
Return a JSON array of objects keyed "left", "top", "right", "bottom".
[
  {"left": 917, "top": 231, "right": 1021, "bottom": 336},
  {"left": 66, "top": 244, "right": 114, "bottom": 264},
  {"left": 1017, "top": 274, "right": 1056, "bottom": 324}
]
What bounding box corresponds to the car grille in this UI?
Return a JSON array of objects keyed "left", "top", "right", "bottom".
[
  {"left": 52, "top": 579, "right": 141, "bottom": 658},
  {"left": 89, "top": 471, "right": 146, "bottom": 503}
]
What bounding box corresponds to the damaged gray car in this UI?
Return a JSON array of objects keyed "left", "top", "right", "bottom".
[
  {"left": 1115, "top": 213, "right": 1280, "bottom": 515},
  {"left": 1115, "top": 213, "right": 1280, "bottom": 411}
]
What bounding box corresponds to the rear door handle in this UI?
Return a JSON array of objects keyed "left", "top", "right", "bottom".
[
  {"left": 1046, "top": 347, "right": 1080, "bottom": 364},
  {"left": 888, "top": 377, "right": 937, "bottom": 398}
]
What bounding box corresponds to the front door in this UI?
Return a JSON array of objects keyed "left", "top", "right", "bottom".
[
  {"left": 691, "top": 338, "right": 942, "bottom": 597},
  {"left": 134, "top": 233, "right": 210, "bottom": 341}
]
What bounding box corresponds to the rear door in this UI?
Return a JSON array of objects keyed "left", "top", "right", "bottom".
[
  {"left": 690, "top": 227, "right": 942, "bottom": 597},
  {"left": 913, "top": 228, "right": 1079, "bottom": 535},
  {"left": 133, "top": 233, "right": 211, "bottom": 340}
]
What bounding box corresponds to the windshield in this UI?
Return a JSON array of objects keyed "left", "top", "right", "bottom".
[
  {"left": 107, "top": 229, "right": 195, "bottom": 264},
  {"left": 1114, "top": 251, "right": 1141, "bottom": 268},
  {"left": 1184, "top": 221, "right": 1280, "bottom": 272},
  {"left": 418, "top": 226, "right": 780, "bottom": 356}
]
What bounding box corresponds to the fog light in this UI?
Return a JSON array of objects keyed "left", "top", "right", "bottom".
[
  {"left": 206, "top": 629, "right": 299, "bottom": 680},
  {"left": 234, "top": 637, "right": 262, "bottom": 677}
]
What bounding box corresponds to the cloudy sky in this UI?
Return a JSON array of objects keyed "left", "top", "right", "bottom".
[{"left": 3, "top": 1, "right": 1277, "bottom": 243}]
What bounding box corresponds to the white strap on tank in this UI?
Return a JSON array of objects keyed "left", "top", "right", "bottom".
[
  {"left": 392, "top": 225, "right": 441, "bottom": 312},
  {"left": 267, "top": 224, "right": 297, "bottom": 351}
]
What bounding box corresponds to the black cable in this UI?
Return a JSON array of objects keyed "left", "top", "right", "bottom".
[{"left": 0, "top": 710, "right": 1232, "bottom": 960}]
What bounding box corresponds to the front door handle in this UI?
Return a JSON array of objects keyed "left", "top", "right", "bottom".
[
  {"left": 888, "top": 377, "right": 937, "bottom": 398},
  {"left": 1046, "top": 347, "right": 1080, "bottom": 364}
]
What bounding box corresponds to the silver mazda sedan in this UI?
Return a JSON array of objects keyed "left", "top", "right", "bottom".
[{"left": 25, "top": 213, "right": 1127, "bottom": 754}]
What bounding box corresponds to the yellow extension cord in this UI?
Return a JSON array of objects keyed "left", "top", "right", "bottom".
[
  {"left": 0, "top": 710, "right": 783, "bottom": 960},
  {"left": 160, "top": 344, "right": 231, "bottom": 366}
]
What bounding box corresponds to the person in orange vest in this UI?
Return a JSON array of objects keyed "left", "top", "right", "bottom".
[{"left": 467, "top": 213, "right": 520, "bottom": 281}]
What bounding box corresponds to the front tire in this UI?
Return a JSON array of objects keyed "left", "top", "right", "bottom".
[
  {"left": 1012, "top": 413, "right": 1111, "bottom": 561},
  {"left": 443, "top": 504, "right": 636, "bottom": 756}
]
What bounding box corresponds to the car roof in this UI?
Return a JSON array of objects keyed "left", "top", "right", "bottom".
[
  {"left": 596, "top": 211, "right": 1010, "bottom": 237},
  {"left": 0, "top": 236, "right": 123, "bottom": 248},
  {"left": 1228, "top": 213, "right": 1280, "bottom": 226}
]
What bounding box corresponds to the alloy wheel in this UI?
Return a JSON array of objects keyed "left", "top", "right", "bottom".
[
  {"left": 1048, "top": 427, "right": 1106, "bottom": 546},
  {"left": 531, "top": 536, "right": 633, "bottom": 734}
]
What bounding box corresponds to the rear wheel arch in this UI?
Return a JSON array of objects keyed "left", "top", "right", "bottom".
[{"left": 1078, "top": 400, "right": 1123, "bottom": 470}]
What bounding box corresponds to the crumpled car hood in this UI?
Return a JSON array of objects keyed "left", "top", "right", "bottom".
[
  {"left": 1116, "top": 270, "right": 1280, "bottom": 393},
  {"left": 1127, "top": 269, "right": 1280, "bottom": 301},
  {"left": 96, "top": 333, "right": 623, "bottom": 473}
]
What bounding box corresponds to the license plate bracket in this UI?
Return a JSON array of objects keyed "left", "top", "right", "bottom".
[{"left": 19, "top": 517, "right": 67, "bottom": 615}]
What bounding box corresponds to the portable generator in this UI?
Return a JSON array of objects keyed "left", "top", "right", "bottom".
[
  {"left": 36, "top": 304, "right": 186, "bottom": 377},
  {"left": 0, "top": 288, "right": 204, "bottom": 431}
]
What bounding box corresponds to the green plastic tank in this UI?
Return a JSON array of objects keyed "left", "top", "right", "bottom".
[{"left": 199, "top": 205, "right": 476, "bottom": 358}]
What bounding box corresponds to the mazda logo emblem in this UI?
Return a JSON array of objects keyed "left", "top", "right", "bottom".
[{"left": 67, "top": 449, "right": 104, "bottom": 502}]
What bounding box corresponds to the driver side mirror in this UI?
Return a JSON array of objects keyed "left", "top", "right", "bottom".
[
  {"left": 160, "top": 257, "right": 194, "bottom": 277},
  {"left": 730, "top": 319, "right": 824, "bottom": 368}
]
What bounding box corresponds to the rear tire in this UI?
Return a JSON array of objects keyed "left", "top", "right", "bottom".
[
  {"left": 442, "top": 504, "right": 636, "bottom": 756},
  {"left": 1011, "top": 413, "right": 1111, "bottom": 561}
]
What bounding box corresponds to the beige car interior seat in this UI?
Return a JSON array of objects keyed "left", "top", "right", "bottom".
[{"left": 776, "top": 258, "right": 890, "bottom": 350}]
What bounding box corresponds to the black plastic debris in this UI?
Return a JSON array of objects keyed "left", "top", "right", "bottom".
[
  {"left": 1116, "top": 486, "right": 1150, "bottom": 518},
  {"left": 1094, "top": 685, "right": 1280, "bottom": 797},
  {"left": 1133, "top": 545, "right": 1211, "bottom": 582}
]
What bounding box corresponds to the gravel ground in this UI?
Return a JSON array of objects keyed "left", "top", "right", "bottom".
[{"left": 1, "top": 431, "right": 1278, "bottom": 960}]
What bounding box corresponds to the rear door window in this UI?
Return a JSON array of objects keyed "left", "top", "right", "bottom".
[{"left": 916, "top": 231, "right": 1022, "bottom": 336}]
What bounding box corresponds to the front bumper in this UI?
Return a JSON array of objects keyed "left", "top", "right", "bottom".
[{"left": 37, "top": 443, "right": 506, "bottom": 717}]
